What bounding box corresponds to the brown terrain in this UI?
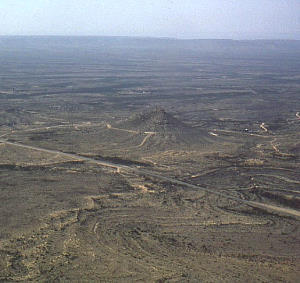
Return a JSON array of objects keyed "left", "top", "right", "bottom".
[{"left": 0, "top": 37, "right": 299, "bottom": 282}]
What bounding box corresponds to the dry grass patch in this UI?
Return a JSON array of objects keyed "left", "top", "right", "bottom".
[{"left": 243, "top": 158, "right": 264, "bottom": 166}]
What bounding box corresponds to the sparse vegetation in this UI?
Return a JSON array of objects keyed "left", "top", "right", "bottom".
[{"left": 0, "top": 37, "right": 299, "bottom": 282}]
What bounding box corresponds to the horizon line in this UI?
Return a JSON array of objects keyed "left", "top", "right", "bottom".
[{"left": 0, "top": 34, "right": 300, "bottom": 41}]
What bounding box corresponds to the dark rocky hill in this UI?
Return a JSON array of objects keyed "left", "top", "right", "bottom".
[
  {"left": 116, "top": 109, "right": 216, "bottom": 149},
  {"left": 119, "top": 109, "right": 185, "bottom": 133}
]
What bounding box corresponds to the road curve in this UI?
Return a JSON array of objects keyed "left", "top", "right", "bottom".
[
  {"left": 138, "top": 132, "right": 155, "bottom": 147},
  {"left": 260, "top": 123, "right": 268, "bottom": 132},
  {"left": 0, "top": 138, "right": 299, "bottom": 219}
]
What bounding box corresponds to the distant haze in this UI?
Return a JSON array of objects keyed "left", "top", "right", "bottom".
[{"left": 1, "top": 0, "right": 300, "bottom": 39}]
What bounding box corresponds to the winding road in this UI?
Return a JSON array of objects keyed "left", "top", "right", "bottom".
[
  {"left": 260, "top": 122, "right": 268, "bottom": 132},
  {"left": 138, "top": 132, "right": 156, "bottom": 147},
  {"left": 106, "top": 123, "right": 157, "bottom": 147}
]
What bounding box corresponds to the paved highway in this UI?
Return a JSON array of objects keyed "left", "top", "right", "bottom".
[{"left": 0, "top": 138, "right": 299, "bottom": 218}]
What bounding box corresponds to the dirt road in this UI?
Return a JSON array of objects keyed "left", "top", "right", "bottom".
[
  {"left": 213, "top": 129, "right": 270, "bottom": 138},
  {"left": 0, "top": 138, "right": 299, "bottom": 218},
  {"left": 0, "top": 122, "right": 104, "bottom": 138},
  {"left": 270, "top": 139, "right": 292, "bottom": 157},
  {"left": 138, "top": 132, "right": 156, "bottom": 147},
  {"left": 106, "top": 124, "right": 156, "bottom": 147},
  {"left": 260, "top": 122, "right": 268, "bottom": 132},
  {"left": 106, "top": 123, "right": 139, "bottom": 134}
]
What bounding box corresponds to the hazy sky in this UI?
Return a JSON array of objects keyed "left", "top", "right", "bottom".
[{"left": 1, "top": 0, "right": 300, "bottom": 39}]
